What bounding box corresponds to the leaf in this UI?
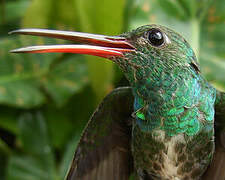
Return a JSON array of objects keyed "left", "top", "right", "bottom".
[
  {"left": 1, "top": 36, "right": 88, "bottom": 108},
  {"left": 43, "top": 106, "right": 74, "bottom": 149},
  {"left": 7, "top": 155, "right": 56, "bottom": 180},
  {"left": 157, "top": 0, "right": 188, "bottom": 20},
  {"left": 0, "top": 0, "right": 29, "bottom": 36},
  {"left": 22, "top": 0, "right": 52, "bottom": 28},
  {"left": 200, "top": 53, "right": 225, "bottom": 85},
  {"left": 0, "top": 148, "right": 8, "bottom": 180},
  {"left": 199, "top": 0, "right": 225, "bottom": 90},
  {"left": 18, "top": 112, "right": 50, "bottom": 155},
  {"left": 43, "top": 55, "right": 88, "bottom": 107},
  {"left": 7, "top": 111, "right": 57, "bottom": 180},
  {"left": 0, "top": 137, "right": 11, "bottom": 155},
  {"left": 0, "top": 106, "right": 19, "bottom": 135},
  {"left": 59, "top": 134, "right": 80, "bottom": 179},
  {"left": 0, "top": 36, "right": 55, "bottom": 107},
  {"left": 45, "top": 85, "right": 95, "bottom": 148},
  {"left": 22, "top": 0, "right": 80, "bottom": 29}
]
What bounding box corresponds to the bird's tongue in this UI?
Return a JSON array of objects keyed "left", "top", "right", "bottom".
[{"left": 9, "top": 29, "right": 134, "bottom": 58}]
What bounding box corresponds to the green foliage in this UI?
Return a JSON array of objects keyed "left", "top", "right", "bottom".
[
  {"left": 0, "top": 37, "right": 88, "bottom": 107},
  {"left": 0, "top": 0, "right": 224, "bottom": 180},
  {"left": 7, "top": 112, "right": 56, "bottom": 180}
]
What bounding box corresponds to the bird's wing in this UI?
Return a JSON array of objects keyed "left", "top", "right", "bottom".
[
  {"left": 65, "top": 87, "right": 134, "bottom": 180},
  {"left": 202, "top": 90, "right": 225, "bottom": 180}
]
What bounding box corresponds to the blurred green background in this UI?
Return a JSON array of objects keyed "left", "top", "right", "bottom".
[{"left": 0, "top": 0, "right": 224, "bottom": 179}]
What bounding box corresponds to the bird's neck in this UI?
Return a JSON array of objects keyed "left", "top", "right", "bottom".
[{"left": 130, "top": 66, "right": 208, "bottom": 136}]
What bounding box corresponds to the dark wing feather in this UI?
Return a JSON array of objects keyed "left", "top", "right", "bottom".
[
  {"left": 65, "top": 87, "right": 134, "bottom": 180},
  {"left": 202, "top": 91, "right": 225, "bottom": 180}
]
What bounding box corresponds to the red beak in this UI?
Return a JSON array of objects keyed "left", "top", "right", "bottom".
[{"left": 9, "top": 29, "right": 134, "bottom": 58}]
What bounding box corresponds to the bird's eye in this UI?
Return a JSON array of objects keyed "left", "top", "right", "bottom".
[{"left": 147, "top": 28, "right": 164, "bottom": 47}]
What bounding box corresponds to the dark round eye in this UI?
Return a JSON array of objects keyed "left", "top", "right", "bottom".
[{"left": 147, "top": 28, "right": 164, "bottom": 47}]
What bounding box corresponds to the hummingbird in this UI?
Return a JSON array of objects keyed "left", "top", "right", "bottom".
[{"left": 9, "top": 25, "right": 225, "bottom": 180}]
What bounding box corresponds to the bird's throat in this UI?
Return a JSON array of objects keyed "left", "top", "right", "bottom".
[{"left": 131, "top": 68, "right": 204, "bottom": 137}]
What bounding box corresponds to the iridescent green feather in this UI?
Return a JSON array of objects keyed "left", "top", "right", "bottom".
[{"left": 118, "top": 25, "right": 216, "bottom": 137}]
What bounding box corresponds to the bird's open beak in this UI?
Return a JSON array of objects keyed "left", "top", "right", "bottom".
[{"left": 9, "top": 29, "right": 135, "bottom": 58}]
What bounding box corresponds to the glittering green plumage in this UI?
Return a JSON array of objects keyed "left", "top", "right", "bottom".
[
  {"left": 113, "top": 25, "right": 216, "bottom": 179},
  {"left": 118, "top": 25, "right": 215, "bottom": 134},
  {"left": 10, "top": 24, "right": 225, "bottom": 180}
]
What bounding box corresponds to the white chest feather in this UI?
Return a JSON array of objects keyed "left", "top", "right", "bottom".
[{"left": 153, "top": 130, "right": 186, "bottom": 180}]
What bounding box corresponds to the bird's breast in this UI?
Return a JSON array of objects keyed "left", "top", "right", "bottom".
[{"left": 132, "top": 124, "right": 214, "bottom": 180}]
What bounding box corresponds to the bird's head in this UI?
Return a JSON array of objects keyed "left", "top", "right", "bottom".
[
  {"left": 114, "top": 25, "right": 200, "bottom": 87},
  {"left": 10, "top": 24, "right": 200, "bottom": 97}
]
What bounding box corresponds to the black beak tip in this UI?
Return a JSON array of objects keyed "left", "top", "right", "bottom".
[
  {"left": 9, "top": 47, "right": 28, "bottom": 53},
  {"left": 9, "top": 49, "right": 18, "bottom": 53},
  {"left": 8, "top": 30, "right": 16, "bottom": 35},
  {"left": 8, "top": 29, "right": 25, "bottom": 35}
]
